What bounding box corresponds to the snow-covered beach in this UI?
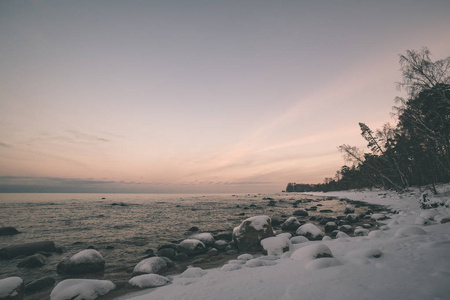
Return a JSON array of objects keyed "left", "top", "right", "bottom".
[
  {"left": 115, "top": 186, "right": 450, "bottom": 300},
  {"left": 1, "top": 186, "right": 449, "bottom": 299}
]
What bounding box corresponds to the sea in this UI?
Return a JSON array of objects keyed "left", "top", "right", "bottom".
[{"left": 0, "top": 192, "right": 376, "bottom": 292}]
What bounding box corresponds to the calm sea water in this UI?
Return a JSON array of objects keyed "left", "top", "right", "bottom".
[{"left": 0, "top": 192, "right": 369, "bottom": 289}]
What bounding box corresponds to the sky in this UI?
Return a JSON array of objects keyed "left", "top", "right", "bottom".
[{"left": 1, "top": 0, "right": 450, "bottom": 194}]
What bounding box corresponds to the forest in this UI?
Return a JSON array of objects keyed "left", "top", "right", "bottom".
[{"left": 287, "top": 48, "right": 449, "bottom": 194}]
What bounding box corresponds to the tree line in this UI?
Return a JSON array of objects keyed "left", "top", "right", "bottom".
[{"left": 287, "top": 48, "right": 449, "bottom": 194}]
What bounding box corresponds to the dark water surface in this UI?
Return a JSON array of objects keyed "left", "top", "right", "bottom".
[{"left": 0, "top": 193, "right": 380, "bottom": 297}]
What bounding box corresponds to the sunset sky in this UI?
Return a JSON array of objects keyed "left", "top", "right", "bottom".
[{"left": 1, "top": 1, "right": 449, "bottom": 193}]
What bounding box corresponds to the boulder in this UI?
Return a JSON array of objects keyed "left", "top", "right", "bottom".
[
  {"left": 157, "top": 248, "right": 176, "bottom": 259},
  {"left": 0, "top": 277, "right": 24, "bottom": 300},
  {"left": 214, "top": 240, "right": 228, "bottom": 250},
  {"left": 57, "top": 249, "right": 105, "bottom": 275},
  {"left": 173, "top": 252, "right": 189, "bottom": 261},
  {"left": 291, "top": 244, "right": 333, "bottom": 262},
  {"left": 17, "top": 253, "right": 46, "bottom": 268},
  {"left": 232, "top": 216, "right": 274, "bottom": 252},
  {"left": 24, "top": 276, "right": 55, "bottom": 293},
  {"left": 344, "top": 205, "right": 355, "bottom": 214},
  {"left": 293, "top": 209, "right": 309, "bottom": 217},
  {"left": 0, "top": 227, "right": 20, "bottom": 236},
  {"left": 281, "top": 217, "right": 301, "bottom": 232},
  {"left": 133, "top": 257, "right": 167, "bottom": 276},
  {"left": 129, "top": 274, "right": 170, "bottom": 289},
  {"left": 177, "top": 239, "right": 206, "bottom": 256},
  {"left": 296, "top": 223, "right": 324, "bottom": 241},
  {"left": 260, "top": 236, "right": 292, "bottom": 256},
  {"left": 49, "top": 279, "right": 115, "bottom": 300},
  {"left": 0, "top": 241, "right": 55, "bottom": 259},
  {"left": 188, "top": 233, "right": 215, "bottom": 247},
  {"left": 346, "top": 214, "right": 360, "bottom": 223},
  {"left": 324, "top": 222, "right": 337, "bottom": 233}
]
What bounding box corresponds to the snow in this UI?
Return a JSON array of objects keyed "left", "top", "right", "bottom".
[
  {"left": 50, "top": 279, "right": 115, "bottom": 300},
  {"left": 69, "top": 249, "right": 104, "bottom": 264},
  {"left": 289, "top": 236, "right": 309, "bottom": 244},
  {"left": 121, "top": 185, "right": 450, "bottom": 300},
  {"left": 129, "top": 275, "right": 170, "bottom": 289},
  {"left": 0, "top": 277, "right": 22, "bottom": 298}
]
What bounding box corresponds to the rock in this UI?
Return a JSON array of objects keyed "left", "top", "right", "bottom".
[
  {"left": 0, "top": 227, "right": 20, "bottom": 236},
  {"left": 214, "top": 232, "right": 232, "bottom": 241},
  {"left": 24, "top": 276, "right": 55, "bottom": 293},
  {"left": 0, "top": 241, "right": 55, "bottom": 259},
  {"left": 320, "top": 209, "right": 333, "bottom": 213},
  {"left": 232, "top": 216, "right": 274, "bottom": 252},
  {"left": 260, "top": 236, "right": 292, "bottom": 256},
  {"left": 441, "top": 217, "right": 450, "bottom": 224},
  {"left": 161, "top": 257, "right": 174, "bottom": 268},
  {"left": 207, "top": 248, "right": 219, "bottom": 256},
  {"left": 188, "top": 226, "right": 200, "bottom": 232},
  {"left": 105, "top": 245, "right": 115, "bottom": 250},
  {"left": 157, "top": 248, "right": 176, "bottom": 259},
  {"left": 354, "top": 228, "right": 370, "bottom": 236},
  {"left": 0, "top": 277, "right": 24, "bottom": 300},
  {"left": 17, "top": 253, "right": 46, "bottom": 268},
  {"left": 290, "top": 236, "right": 309, "bottom": 244},
  {"left": 346, "top": 214, "right": 360, "bottom": 223},
  {"left": 173, "top": 252, "right": 189, "bottom": 261},
  {"left": 133, "top": 257, "right": 167, "bottom": 276},
  {"left": 271, "top": 219, "right": 282, "bottom": 227},
  {"left": 293, "top": 209, "right": 309, "bottom": 217},
  {"left": 57, "top": 249, "right": 105, "bottom": 275},
  {"left": 291, "top": 244, "right": 333, "bottom": 262},
  {"left": 177, "top": 239, "right": 206, "bottom": 256},
  {"left": 296, "top": 223, "right": 324, "bottom": 241},
  {"left": 324, "top": 222, "right": 337, "bottom": 233},
  {"left": 144, "top": 249, "right": 155, "bottom": 256},
  {"left": 129, "top": 274, "right": 170, "bottom": 289},
  {"left": 338, "top": 225, "right": 353, "bottom": 233},
  {"left": 214, "top": 240, "right": 228, "bottom": 250},
  {"left": 50, "top": 279, "right": 115, "bottom": 300},
  {"left": 281, "top": 217, "right": 301, "bottom": 232},
  {"left": 344, "top": 205, "right": 355, "bottom": 214},
  {"left": 189, "top": 233, "right": 215, "bottom": 247}
]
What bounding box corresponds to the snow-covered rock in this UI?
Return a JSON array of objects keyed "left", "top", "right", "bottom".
[
  {"left": 324, "top": 222, "right": 337, "bottom": 232},
  {"left": 281, "top": 217, "right": 302, "bottom": 231},
  {"left": 0, "top": 277, "right": 23, "bottom": 299},
  {"left": 290, "top": 236, "right": 309, "bottom": 244},
  {"left": 245, "top": 258, "right": 277, "bottom": 268},
  {"left": 133, "top": 257, "right": 167, "bottom": 276},
  {"left": 305, "top": 257, "right": 341, "bottom": 270},
  {"left": 367, "top": 230, "right": 385, "bottom": 238},
  {"left": 346, "top": 213, "right": 360, "bottom": 223},
  {"left": 50, "top": 279, "right": 115, "bottom": 300},
  {"left": 336, "top": 231, "right": 350, "bottom": 238},
  {"left": 346, "top": 248, "right": 382, "bottom": 259},
  {"left": 291, "top": 244, "right": 333, "bottom": 263},
  {"left": 393, "top": 226, "right": 426, "bottom": 239},
  {"left": 129, "top": 274, "right": 170, "bottom": 289},
  {"left": 17, "top": 253, "right": 46, "bottom": 268},
  {"left": 237, "top": 253, "right": 254, "bottom": 261},
  {"left": 188, "top": 233, "right": 215, "bottom": 247},
  {"left": 344, "top": 205, "right": 355, "bottom": 214},
  {"left": 353, "top": 228, "right": 369, "bottom": 236},
  {"left": 57, "top": 249, "right": 105, "bottom": 275},
  {"left": 261, "top": 236, "right": 292, "bottom": 256},
  {"left": 277, "top": 232, "right": 292, "bottom": 239},
  {"left": 177, "top": 239, "right": 206, "bottom": 256},
  {"left": 179, "top": 267, "right": 206, "bottom": 278},
  {"left": 221, "top": 263, "right": 243, "bottom": 271},
  {"left": 232, "top": 216, "right": 274, "bottom": 252},
  {"left": 371, "top": 213, "right": 386, "bottom": 220},
  {"left": 295, "top": 223, "right": 324, "bottom": 240}
]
